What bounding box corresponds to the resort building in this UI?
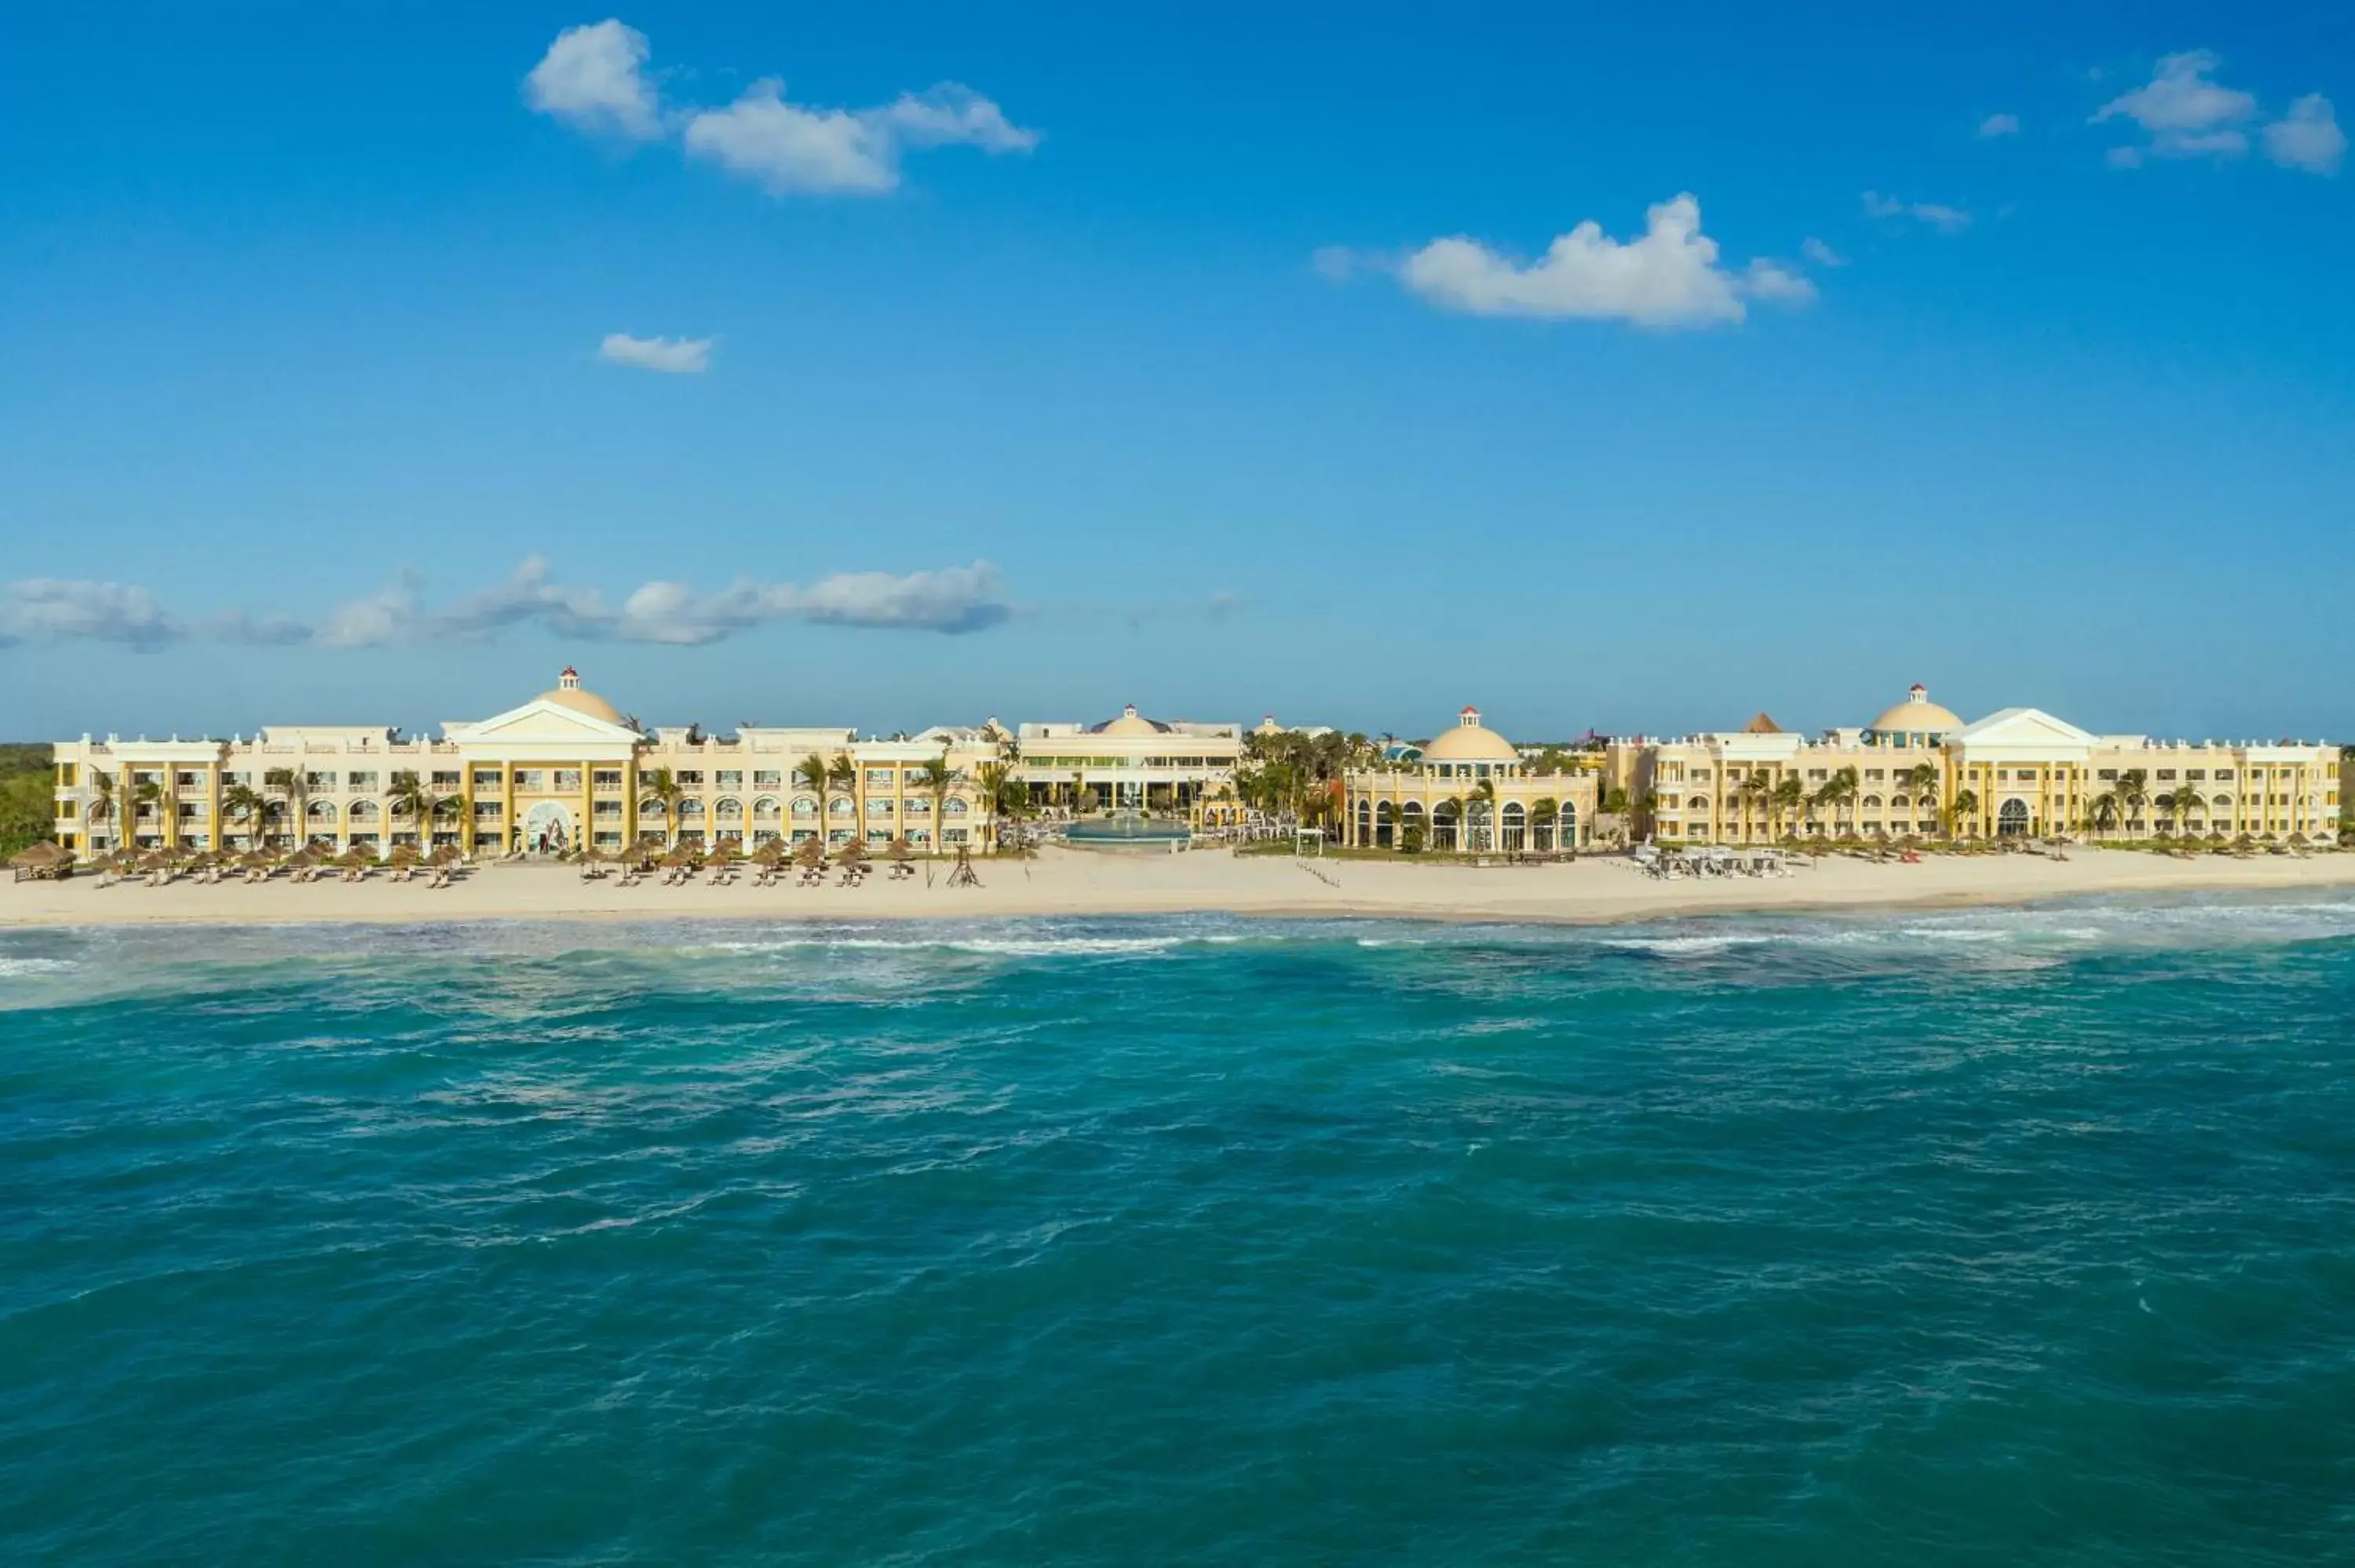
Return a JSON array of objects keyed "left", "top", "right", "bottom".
[
  {"left": 1011, "top": 706, "right": 1244, "bottom": 816},
  {"left": 50, "top": 670, "right": 1235, "bottom": 859},
  {"left": 1341, "top": 707, "right": 1601, "bottom": 851},
  {"left": 1628, "top": 684, "right": 2339, "bottom": 846}
]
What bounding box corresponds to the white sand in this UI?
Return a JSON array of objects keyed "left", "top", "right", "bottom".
[{"left": 6, "top": 847, "right": 2354, "bottom": 930}]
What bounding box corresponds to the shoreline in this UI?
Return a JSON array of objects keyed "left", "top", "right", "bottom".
[{"left": 7, "top": 846, "right": 2355, "bottom": 934}]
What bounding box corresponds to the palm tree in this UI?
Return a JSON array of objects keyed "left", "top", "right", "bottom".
[
  {"left": 387, "top": 771, "right": 436, "bottom": 847},
  {"left": 265, "top": 767, "right": 306, "bottom": 849},
  {"left": 1468, "top": 777, "right": 1497, "bottom": 851},
  {"left": 85, "top": 768, "right": 116, "bottom": 849},
  {"left": 131, "top": 777, "right": 167, "bottom": 848},
  {"left": 793, "top": 753, "right": 828, "bottom": 844},
  {"left": 1734, "top": 769, "right": 1772, "bottom": 841},
  {"left": 642, "top": 765, "right": 683, "bottom": 851},
  {"left": 916, "top": 750, "right": 958, "bottom": 855},
  {"left": 1816, "top": 766, "right": 1860, "bottom": 836},
  {"left": 1437, "top": 794, "right": 1466, "bottom": 852},
  {"left": 1770, "top": 775, "right": 1806, "bottom": 841},
  {"left": 2160, "top": 784, "right": 2200, "bottom": 839},
  {"left": 975, "top": 759, "right": 1017, "bottom": 851},
  {"left": 826, "top": 751, "right": 859, "bottom": 845},
  {"left": 1949, "top": 787, "right": 1980, "bottom": 839},
  {"left": 1600, "top": 785, "right": 1632, "bottom": 847},
  {"left": 2113, "top": 768, "right": 2150, "bottom": 840},
  {"left": 221, "top": 782, "right": 269, "bottom": 850},
  {"left": 1529, "top": 797, "right": 1559, "bottom": 852},
  {"left": 2090, "top": 792, "right": 2120, "bottom": 840},
  {"left": 1902, "top": 763, "right": 1941, "bottom": 833}
]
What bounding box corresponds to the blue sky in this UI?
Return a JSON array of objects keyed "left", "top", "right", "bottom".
[{"left": 2, "top": 2, "right": 2350, "bottom": 744}]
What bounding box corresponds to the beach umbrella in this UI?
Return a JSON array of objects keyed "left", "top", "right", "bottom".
[
  {"left": 239, "top": 849, "right": 277, "bottom": 872},
  {"left": 794, "top": 837, "right": 826, "bottom": 869},
  {"left": 837, "top": 840, "right": 869, "bottom": 867},
  {"left": 335, "top": 844, "right": 373, "bottom": 870},
  {"left": 661, "top": 844, "right": 697, "bottom": 870},
  {"left": 428, "top": 843, "right": 462, "bottom": 866},
  {"left": 137, "top": 850, "right": 174, "bottom": 874},
  {"left": 387, "top": 843, "right": 423, "bottom": 868},
  {"left": 2288, "top": 831, "right": 2310, "bottom": 848},
  {"left": 8, "top": 841, "right": 70, "bottom": 872},
  {"left": 885, "top": 837, "right": 915, "bottom": 863},
  {"left": 707, "top": 842, "right": 741, "bottom": 866},
  {"left": 753, "top": 839, "right": 788, "bottom": 866}
]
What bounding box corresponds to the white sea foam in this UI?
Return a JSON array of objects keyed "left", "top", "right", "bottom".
[{"left": 0, "top": 957, "right": 77, "bottom": 977}]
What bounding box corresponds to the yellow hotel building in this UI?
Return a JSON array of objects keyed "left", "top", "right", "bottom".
[
  {"left": 47, "top": 669, "right": 1243, "bottom": 858},
  {"left": 1623, "top": 685, "right": 2339, "bottom": 847}
]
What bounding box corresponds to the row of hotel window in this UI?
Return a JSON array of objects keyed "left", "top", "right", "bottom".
[
  {"left": 88, "top": 768, "right": 975, "bottom": 794},
  {"left": 1659, "top": 764, "right": 2278, "bottom": 785}
]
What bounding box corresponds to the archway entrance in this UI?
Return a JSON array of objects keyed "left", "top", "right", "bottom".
[
  {"left": 520, "top": 800, "right": 575, "bottom": 857},
  {"left": 1998, "top": 798, "right": 2030, "bottom": 837}
]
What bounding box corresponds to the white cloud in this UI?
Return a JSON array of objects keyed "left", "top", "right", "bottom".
[
  {"left": 681, "top": 77, "right": 1037, "bottom": 196},
  {"left": 314, "top": 571, "right": 425, "bottom": 648},
  {"left": 681, "top": 82, "right": 898, "bottom": 194},
  {"left": 0, "top": 579, "right": 179, "bottom": 648},
  {"left": 1863, "top": 191, "right": 1972, "bottom": 232},
  {"left": 2094, "top": 50, "right": 2257, "bottom": 162},
  {"left": 1800, "top": 236, "right": 1846, "bottom": 268},
  {"left": 524, "top": 21, "right": 1039, "bottom": 199},
  {"left": 0, "top": 560, "right": 1016, "bottom": 652},
  {"left": 1978, "top": 112, "right": 2021, "bottom": 138},
  {"left": 599, "top": 332, "right": 714, "bottom": 373},
  {"left": 2264, "top": 93, "right": 2345, "bottom": 175},
  {"left": 1739, "top": 259, "right": 1816, "bottom": 304},
  {"left": 525, "top": 19, "right": 663, "bottom": 140},
  {"left": 1397, "top": 194, "right": 1754, "bottom": 327},
  {"left": 873, "top": 84, "right": 1040, "bottom": 154}
]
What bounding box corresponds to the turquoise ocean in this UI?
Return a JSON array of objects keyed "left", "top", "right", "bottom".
[{"left": 5, "top": 894, "right": 2354, "bottom": 1564}]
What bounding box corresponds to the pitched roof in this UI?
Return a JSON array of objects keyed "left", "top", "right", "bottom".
[{"left": 1741, "top": 713, "right": 1784, "bottom": 735}]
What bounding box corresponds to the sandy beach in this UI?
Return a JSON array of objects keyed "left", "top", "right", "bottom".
[{"left": 7, "top": 846, "right": 2355, "bottom": 930}]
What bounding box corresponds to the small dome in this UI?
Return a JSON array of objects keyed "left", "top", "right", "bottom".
[
  {"left": 537, "top": 666, "right": 624, "bottom": 725},
  {"left": 1867, "top": 683, "right": 1962, "bottom": 736},
  {"left": 1094, "top": 704, "right": 1169, "bottom": 738},
  {"left": 1421, "top": 705, "right": 1518, "bottom": 762}
]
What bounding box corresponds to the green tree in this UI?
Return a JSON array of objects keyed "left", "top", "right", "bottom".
[
  {"left": 916, "top": 749, "right": 958, "bottom": 855},
  {"left": 387, "top": 770, "right": 436, "bottom": 848},
  {"left": 264, "top": 767, "right": 307, "bottom": 849},
  {"left": 1949, "top": 787, "right": 1980, "bottom": 837},
  {"left": 1529, "top": 796, "right": 1559, "bottom": 851},
  {"left": 642, "top": 765, "right": 683, "bottom": 851},
  {"left": 827, "top": 751, "right": 860, "bottom": 844},
  {"left": 221, "top": 782, "right": 270, "bottom": 850}
]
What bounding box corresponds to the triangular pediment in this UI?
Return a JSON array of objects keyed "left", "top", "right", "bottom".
[
  {"left": 444, "top": 699, "right": 643, "bottom": 744},
  {"left": 1952, "top": 707, "right": 2098, "bottom": 747}
]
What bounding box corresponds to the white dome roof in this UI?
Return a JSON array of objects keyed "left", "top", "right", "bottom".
[
  {"left": 1421, "top": 706, "right": 1517, "bottom": 762},
  {"left": 1868, "top": 684, "right": 1962, "bottom": 735}
]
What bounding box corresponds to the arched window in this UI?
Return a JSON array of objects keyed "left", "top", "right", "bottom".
[
  {"left": 791, "top": 795, "right": 819, "bottom": 819},
  {"left": 1861, "top": 795, "right": 1882, "bottom": 809},
  {"left": 944, "top": 798, "right": 969, "bottom": 816},
  {"left": 751, "top": 797, "right": 782, "bottom": 822},
  {"left": 676, "top": 797, "right": 706, "bottom": 820},
  {"left": 827, "top": 797, "right": 853, "bottom": 817},
  {"left": 712, "top": 797, "right": 744, "bottom": 824},
  {"left": 347, "top": 800, "right": 381, "bottom": 822},
  {"left": 1687, "top": 795, "right": 1709, "bottom": 811},
  {"left": 1998, "top": 798, "right": 2030, "bottom": 836},
  {"left": 307, "top": 800, "right": 338, "bottom": 822},
  {"left": 638, "top": 798, "right": 667, "bottom": 819}
]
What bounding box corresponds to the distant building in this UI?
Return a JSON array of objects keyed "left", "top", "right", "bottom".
[
  {"left": 1625, "top": 684, "right": 2339, "bottom": 845},
  {"left": 1342, "top": 706, "right": 1601, "bottom": 851},
  {"left": 47, "top": 673, "right": 1243, "bottom": 858}
]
